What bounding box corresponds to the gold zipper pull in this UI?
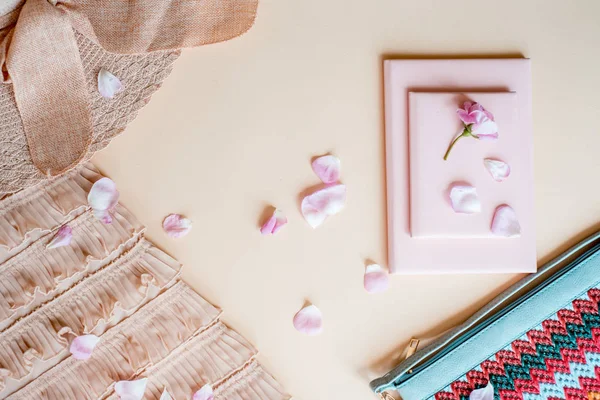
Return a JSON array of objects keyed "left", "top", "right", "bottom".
[
  {"left": 405, "top": 338, "right": 420, "bottom": 360},
  {"left": 375, "top": 339, "right": 420, "bottom": 399}
]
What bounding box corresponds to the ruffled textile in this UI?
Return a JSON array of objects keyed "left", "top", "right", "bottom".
[
  {"left": 0, "top": 164, "right": 290, "bottom": 400},
  {"left": 0, "top": 204, "right": 144, "bottom": 330},
  {"left": 0, "top": 238, "right": 182, "bottom": 397},
  {"left": 0, "top": 163, "right": 102, "bottom": 263},
  {"left": 116, "top": 337, "right": 288, "bottom": 400},
  {"left": 8, "top": 283, "right": 222, "bottom": 400}
]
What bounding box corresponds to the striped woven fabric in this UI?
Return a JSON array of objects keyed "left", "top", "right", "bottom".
[
  {"left": 433, "top": 288, "right": 600, "bottom": 400},
  {"left": 0, "top": 163, "right": 289, "bottom": 400}
]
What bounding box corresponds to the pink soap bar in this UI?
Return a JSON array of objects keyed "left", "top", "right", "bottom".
[
  {"left": 409, "top": 92, "right": 526, "bottom": 238},
  {"left": 384, "top": 59, "right": 535, "bottom": 274}
]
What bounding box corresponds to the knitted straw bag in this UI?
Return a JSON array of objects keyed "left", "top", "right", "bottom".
[
  {"left": 0, "top": 32, "right": 180, "bottom": 195},
  {"left": 0, "top": 0, "right": 257, "bottom": 196}
]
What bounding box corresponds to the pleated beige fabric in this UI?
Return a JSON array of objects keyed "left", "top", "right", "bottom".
[{"left": 0, "top": 163, "right": 289, "bottom": 400}]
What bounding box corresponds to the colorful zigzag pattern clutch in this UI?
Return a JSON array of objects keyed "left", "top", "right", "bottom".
[{"left": 371, "top": 231, "right": 600, "bottom": 400}]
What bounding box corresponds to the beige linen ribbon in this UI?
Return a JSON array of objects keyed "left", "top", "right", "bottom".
[{"left": 0, "top": 0, "right": 258, "bottom": 176}]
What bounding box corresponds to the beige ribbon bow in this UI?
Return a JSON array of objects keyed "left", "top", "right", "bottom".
[{"left": 0, "top": 0, "right": 257, "bottom": 176}]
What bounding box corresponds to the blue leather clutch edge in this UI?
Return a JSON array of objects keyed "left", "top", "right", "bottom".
[{"left": 370, "top": 230, "right": 600, "bottom": 399}]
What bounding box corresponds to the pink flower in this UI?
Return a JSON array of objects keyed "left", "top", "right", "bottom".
[{"left": 444, "top": 102, "right": 498, "bottom": 160}]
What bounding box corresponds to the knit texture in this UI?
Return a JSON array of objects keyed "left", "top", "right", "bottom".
[
  {"left": 0, "top": 0, "right": 258, "bottom": 177},
  {"left": 432, "top": 288, "right": 600, "bottom": 400},
  {"left": 0, "top": 32, "right": 179, "bottom": 195}
]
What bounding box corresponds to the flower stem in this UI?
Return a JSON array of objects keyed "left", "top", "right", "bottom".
[{"left": 443, "top": 128, "right": 470, "bottom": 160}]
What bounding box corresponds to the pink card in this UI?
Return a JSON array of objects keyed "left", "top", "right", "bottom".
[
  {"left": 384, "top": 59, "right": 535, "bottom": 274},
  {"left": 409, "top": 92, "right": 528, "bottom": 238}
]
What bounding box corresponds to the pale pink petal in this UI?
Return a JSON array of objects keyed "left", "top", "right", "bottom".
[
  {"left": 260, "top": 215, "right": 277, "bottom": 235},
  {"left": 193, "top": 384, "right": 214, "bottom": 400},
  {"left": 469, "top": 382, "right": 494, "bottom": 400},
  {"left": 272, "top": 212, "right": 288, "bottom": 233},
  {"left": 471, "top": 119, "right": 498, "bottom": 138},
  {"left": 475, "top": 131, "right": 499, "bottom": 141},
  {"left": 363, "top": 264, "right": 389, "bottom": 294},
  {"left": 301, "top": 184, "right": 346, "bottom": 228},
  {"left": 462, "top": 101, "right": 473, "bottom": 110},
  {"left": 46, "top": 225, "right": 72, "bottom": 249},
  {"left": 98, "top": 68, "right": 123, "bottom": 99},
  {"left": 69, "top": 334, "right": 100, "bottom": 360},
  {"left": 160, "top": 389, "right": 174, "bottom": 400},
  {"left": 293, "top": 304, "right": 323, "bottom": 336},
  {"left": 484, "top": 159, "right": 511, "bottom": 182},
  {"left": 114, "top": 378, "right": 148, "bottom": 400},
  {"left": 311, "top": 155, "right": 341, "bottom": 184},
  {"left": 449, "top": 184, "right": 481, "bottom": 214},
  {"left": 491, "top": 205, "right": 521, "bottom": 237},
  {"left": 457, "top": 109, "right": 477, "bottom": 125},
  {"left": 260, "top": 209, "right": 287, "bottom": 235},
  {"left": 88, "top": 178, "right": 119, "bottom": 224},
  {"left": 162, "top": 214, "right": 192, "bottom": 238},
  {"left": 94, "top": 209, "right": 113, "bottom": 224},
  {"left": 469, "top": 102, "right": 484, "bottom": 113}
]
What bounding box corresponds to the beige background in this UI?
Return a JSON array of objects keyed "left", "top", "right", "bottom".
[{"left": 93, "top": 1, "right": 600, "bottom": 399}]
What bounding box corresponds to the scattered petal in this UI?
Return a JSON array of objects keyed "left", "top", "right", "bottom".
[
  {"left": 69, "top": 334, "right": 100, "bottom": 360},
  {"left": 115, "top": 378, "right": 148, "bottom": 400},
  {"left": 449, "top": 184, "right": 481, "bottom": 214},
  {"left": 470, "top": 382, "right": 494, "bottom": 400},
  {"left": 311, "top": 155, "right": 341, "bottom": 184},
  {"left": 301, "top": 184, "right": 346, "bottom": 228},
  {"left": 98, "top": 68, "right": 123, "bottom": 99},
  {"left": 363, "top": 264, "right": 390, "bottom": 294},
  {"left": 88, "top": 178, "right": 119, "bottom": 224},
  {"left": 260, "top": 209, "right": 287, "bottom": 235},
  {"left": 160, "top": 389, "right": 174, "bottom": 400},
  {"left": 193, "top": 384, "right": 214, "bottom": 400},
  {"left": 162, "top": 214, "right": 192, "bottom": 238},
  {"left": 484, "top": 159, "right": 511, "bottom": 182},
  {"left": 46, "top": 225, "right": 72, "bottom": 249},
  {"left": 293, "top": 304, "right": 323, "bottom": 336},
  {"left": 491, "top": 205, "right": 521, "bottom": 237}
]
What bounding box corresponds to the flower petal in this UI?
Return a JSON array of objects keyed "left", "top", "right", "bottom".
[
  {"left": 363, "top": 264, "right": 390, "bottom": 294},
  {"left": 69, "top": 334, "right": 100, "bottom": 360},
  {"left": 301, "top": 184, "right": 346, "bottom": 228},
  {"left": 311, "top": 155, "right": 341, "bottom": 184},
  {"left": 471, "top": 120, "right": 499, "bottom": 138},
  {"left": 260, "top": 209, "right": 287, "bottom": 235},
  {"left": 449, "top": 184, "right": 481, "bottom": 214},
  {"left": 162, "top": 214, "right": 192, "bottom": 238},
  {"left": 115, "top": 378, "right": 148, "bottom": 400},
  {"left": 457, "top": 109, "right": 477, "bottom": 125},
  {"left": 469, "top": 382, "right": 494, "bottom": 400},
  {"left": 98, "top": 68, "right": 123, "bottom": 99},
  {"left": 160, "top": 389, "right": 174, "bottom": 400},
  {"left": 193, "top": 384, "right": 214, "bottom": 400},
  {"left": 484, "top": 159, "right": 511, "bottom": 182},
  {"left": 468, "top": 102, "right": 484, "bottom": 113},
  {"left": 491, "top": 205, "right": 521, "bottom": 237},
  {"left": 46, "top": 225, "right": 73, "bottom": 249},
  {"left": 88, "top": 178, "right": 119, "bottom": 224},
  {"left": 293, "top": 304, "right": 323, "bottom": 336}
]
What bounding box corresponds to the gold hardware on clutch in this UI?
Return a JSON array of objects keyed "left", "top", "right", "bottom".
[
  {"left": 379, "top": 392, "right": 396, "bottom": 400},
  {"left": 405, "top": 338, "right": 420, "bottom": 359}
]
